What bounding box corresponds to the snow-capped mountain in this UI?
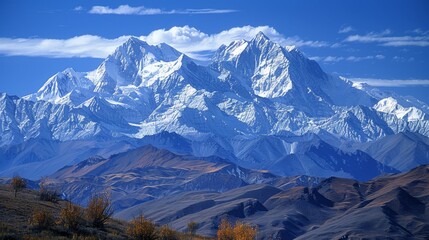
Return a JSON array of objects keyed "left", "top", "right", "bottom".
[{"left": 1, "top": 32, "right": 429, "bottom": 179}]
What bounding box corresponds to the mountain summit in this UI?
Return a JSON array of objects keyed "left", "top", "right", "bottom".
[{"left": 1, "top": 33, "right": 429, "bottom": 179}]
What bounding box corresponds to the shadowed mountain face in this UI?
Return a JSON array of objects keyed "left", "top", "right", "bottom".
[
  {"left": 353, "top": 131, "right": 429, "bottom": 171},
  {"left": 114, "top": 165, "right": 429, "bottom": 239}
]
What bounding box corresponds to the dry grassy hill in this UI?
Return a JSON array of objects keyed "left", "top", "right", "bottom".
[
  {"left": 0, "top": 184, "right": 212, "bottom": 240},
  {"left": 0, "top": 184, "right": 128, "bottom": 240}
]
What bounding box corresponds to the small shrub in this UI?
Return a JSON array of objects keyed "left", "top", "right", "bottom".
[
  {"left": 29, "top": 209, "right": 54, "bottom": 230},
  {"left": 217, "top": 219, "right": 234, "bottom": 240},
  {"left": 39, "top": 189, "right": 60, "bottom": 203},
  {"left": 187, "top": 221, "right": 198, "bottom": 235},
  {"left": 86, "top": 194, "right": 114, "bottom": 228},
  {"left": 39, "top": 178, "right": 60, "bottom": 203},
  {"left": 58, "top": 202, "right": 83, "bottom": 230},
  {"left": 127, "top": 215, "right": 157, "bottom": 240},
  {"left": 233, "top": 221, "right": 257, "bottom": 240},
  {"left": 10, "top": 176, "right": 26, "bottom": 198},
  {"left": 217, "top": 219, "right": 257, "bottom": 240},
  {"left": 158, "top": 225, "right": 178, "bottom": 240}
]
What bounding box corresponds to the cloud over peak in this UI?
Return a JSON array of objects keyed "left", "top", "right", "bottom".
[{"left": 0, "top": 26, "right": 327, "bottom": 60}]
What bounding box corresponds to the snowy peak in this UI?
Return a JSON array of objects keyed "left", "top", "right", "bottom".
[
  {"left": 110, "top": 37, "right": 182, "bottom": 64},
  {"left": 254, "top": 31, "right": 270, "bottom": 42},
  {"left": 2, "top": 32, "right": 429, "bottom": 154},
  {"left": 26, "top": 68, "right": 94, "bottom": 103},
  {"left": 86, "top": 37, "right": 184, "bottom": 93},
  {"left": 249, "top": 31, "right": 272, "bottom": 49},
  {"left": 212, "top": 32, "right": 331, "bottom": 100},
  {"left": 374, "top": 97, "right": 426, "bottom": 121}
]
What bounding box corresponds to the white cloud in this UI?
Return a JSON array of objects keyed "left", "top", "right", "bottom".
[
  {"left": 0, "top": 35, "right": 130, "bottom": 58},
  {"left": 0, "top": 25, "right": 328, "bottom": 60},
  {"left": 313, "top": 54, "right": 385, "bottom": 63},
  {"left": 338, "top": 26, "right": 354, "bottom": 34},
  {"left": 346, "top": 54, "right": 385, "bottom": 62},
  {"left": 88, "top": 5, "right": 237, "bottom": 15},
  {"left": 141, "top": 25, "right": 328, "bottom": 59},
  {"left": 350, "top": 78, "right": 429, "bottom": 87},
  {"left": 345, "top": 29, "right": 429, "bottom": 47}
]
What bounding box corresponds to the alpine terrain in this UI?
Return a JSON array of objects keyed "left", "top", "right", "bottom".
[
  {"left": 1, "top": 32, "right": 429, "bottom": 180},
  {"left": 1, "top": 31, "right": 429, "bottom": 239}
]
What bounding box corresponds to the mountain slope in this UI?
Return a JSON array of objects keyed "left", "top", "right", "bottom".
[{"left": 351, "top": 131, "right": 429, "bottom": 171}]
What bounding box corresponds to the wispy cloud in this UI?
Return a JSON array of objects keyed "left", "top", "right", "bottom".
[
  {"left": 0, "top": 35, "right": 130, "bottom": 58},
  {"left": 88, "top": 5, "right": 238, "bottom": 15},
  {"left": 74, "top": 6, "right": 83, "bottom": 11},
  {"left": 311, "top": 54, "right": 385, "bottom": 63},
  {"left": 345, "top": 29, "right": 429, "bottom": 47},
  {"left": 0, "top": 25, "right": 328, "bottom": 60},
  {"left": 350, "top": 78, "right": 429, "bottom": 87},
  {"left": 338, "top": 25, "right": 354, "bottom": 34}
]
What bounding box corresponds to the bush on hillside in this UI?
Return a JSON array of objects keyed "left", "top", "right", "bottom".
[
  {"left": 233, "top": 221, "right": 257, "bottom": 240},
  {"left": 158, "top": 225, "right": 178, "bottom": 240},
  {"left": 59, "top": 201, "right": 83, "bottom": 230},
  {"left": 39, "top": 178, "right": 60, "bottom": 203},
  {"left": 10, "top": 176, "right": 26, "bottom": 198},
  {"left": 187, "top": 221, "right": 198, "bottom": 235},
  {"left": 29, "top": 209, "right": 54, "bottom": 230},
  {"left": 217, "top": 219, "right": 234, "bottom": 240},
  {"left": 217, "top": 219, "right": 257, "bottom": 240},
  {"left": 86, "top": 193, "right": 114, "bottom": 228},
  {"left": 127, "top": 215, "right": 157, "bottom": 240}
]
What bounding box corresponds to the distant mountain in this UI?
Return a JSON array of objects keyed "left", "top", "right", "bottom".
[
  {"left": 118, "top": 164, "right": 429, "bottom": 239},
  {"left": 350, "top": 131, "right": 429, "bottom": 171},
  {"left": 1, "top": 32, "right": 429, "bottom": 179},
  {"left": 0, "top": 139, "right": 134, "bottom": 179},
  {"left": 46, "top": 143, "right": 394, "bottom": 216},
  {"left": 48, "top": 145, "right": 297, "bottom": 212}
]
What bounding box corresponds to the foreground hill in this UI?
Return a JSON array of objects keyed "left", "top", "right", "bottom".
[
  {"left": 0, "top": 184, "right": 128, "bottom": 239},
  {"left": 0, "top": 184, "right": 213, "bottom": 240},
  {"left": 117, "top": 164, "right": 429, "bottom": 239},
  {"left": 2, "top": 164, "right": 427, "bottom": 239}
]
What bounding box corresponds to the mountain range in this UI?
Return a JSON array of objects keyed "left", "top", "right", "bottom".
[
  {"left": 115, "top": 163, "right": 429, "bottom": 239},
  {"left": 1, "top": 32, "right": 429, "bottom": 180},
  {"left": 1, "top": 32, "right": 429, "bottom": 239}
]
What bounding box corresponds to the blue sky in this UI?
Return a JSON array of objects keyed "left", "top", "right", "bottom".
[{"left": 1, "top": 0, "right": 429, "bottom": 103}]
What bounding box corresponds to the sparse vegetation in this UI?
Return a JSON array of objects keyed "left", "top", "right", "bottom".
[
  {"left": 39, "top": 177, "right": 60, "bottom": 203},
  {"left": 217, "top": 219, "right": 234, "bottom": 240},
  {"left": 29, "top": 209, "right": 54, "bottom": 230},
  {"left": 127, "top": 214, "right": 157, "bottom": 240},
  {"left": 86, "top": 193, "right": 114, "bottom": 228},
  {"left": 59, "top": 201, "right": 83, "bottom": 230},
  {"left": 232, "top": 221, "right": 257, "bottom": 240},
  {"left": 217, "top": 219, "right": 257, "bottom": 240},
  {"left": 187, "top": 221, "right": 198, "bottom": 235},
  {"left": 10, "top": 175, "right": 26, "bottom": 198},
  {"left": 158, "top": 224, "right": 178, "bottom": 240},
  {"left": 0, "top": 183, "right": 214, "bottom": 239}
]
